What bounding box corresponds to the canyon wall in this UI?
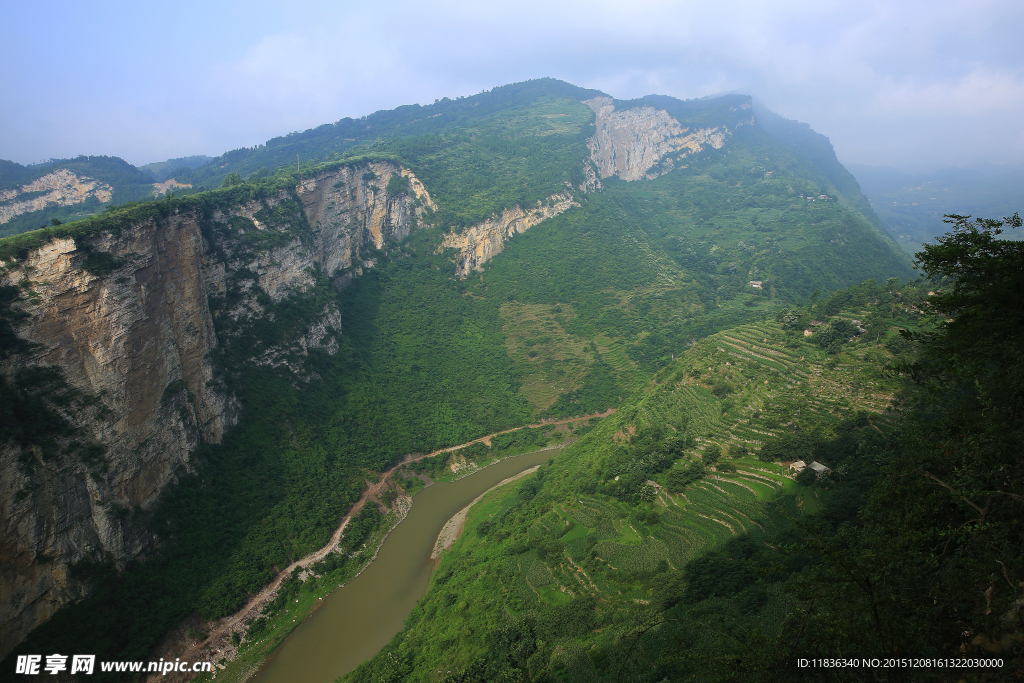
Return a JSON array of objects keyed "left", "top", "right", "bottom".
[{"left": 0, "top": 161, "right": 432, "bottom": 658}]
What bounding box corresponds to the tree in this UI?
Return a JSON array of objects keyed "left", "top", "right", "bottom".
[
  {"left": 666, "top": 462, "right": 704, "bottom": 492},
  {"left": 701, "top": 444, "right": 721, "bottom": 465},
  {"left": 776, "top": 308, "right": 802, "bottom": 330},
  {"left": 909, "top": 212, "right": 1024, "bottom": 397}
]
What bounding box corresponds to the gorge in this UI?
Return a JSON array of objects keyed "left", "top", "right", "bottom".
[{"left": 3, "top": 78, "right": 1015, "bottom": 683}]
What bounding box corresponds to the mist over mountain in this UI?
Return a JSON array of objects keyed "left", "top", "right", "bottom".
[{"left": 847, "top": 163, "right": 1024, "bottom": 253}]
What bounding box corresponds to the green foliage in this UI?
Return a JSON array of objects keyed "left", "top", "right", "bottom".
[
  {"left": 139, "top": 155, "right": 212, "bottom": 183},
  {"left": 686, "top": 213, "right": 1024, "bottom": 678},
  {"left": 329, "top": 240, "right": 532, "bottom": 460},
  {"left": 0, "top": 368, "right": 79, "bottom": 463},
  {"left": 607, "top": 126, "right": 914, "bottom": 304},
  {"left": 385, "top": 173, "right": 411, "bottom": 197},
  {"left": 170, "top": 78, "right": 603, "bottom": 189},
  {"left": 666, "top": 461, "right": 705, "bottom": 492},
  {"left": 79, "top": 248, "right": 126, "bottom": 276},
  {"left": 371, "top": 95, "right": 592, "bottom": 232},
  {"left": 341, "top": 290, "right": 910, "bottom": 683},
  {"left": 758, "top": 431, "right": 816, "bottom": 462},
  {"left": 221, "top": 172, "right": 242, "bottom": 188},
  {"left": 755, "top": 104, "right": 890, "bottom": 235},
  {"left": 700, "top": 444, "right": 721, "bottom": 465},
  {"left": 0, "top": 284, "right": 31, "bottom": 358}
]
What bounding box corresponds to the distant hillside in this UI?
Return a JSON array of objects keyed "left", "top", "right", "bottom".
[
  {"left": 138, "top": 154, "right": 213, "bottom": 182},
  {"left": 847, "top": 163, "right": 1024, "bottom": 253},
  {"left": 753, "top": 103, "right": 886, "bottom": 232},
  {"left": 0, "top": 155, "right": 194, "bottom": 237},
  {"left": 171, "top": 78, "right": 605, "bottom": 189}
]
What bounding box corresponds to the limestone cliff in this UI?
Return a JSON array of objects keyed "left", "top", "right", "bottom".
[
  {"left": 0, "top": 160, "right": 432, "bottom": 658},
  {"left": 0, "top": 169, "right": 113, "bottom": 225},
  {"left": 584, "top": 96, "right": 754, "bottom": 181},
  {"left": 442, "top": 193, "right": 578, "bottom": 278},
  {"left": 299, "top": 160, "right": 437, "bottom": 277}
]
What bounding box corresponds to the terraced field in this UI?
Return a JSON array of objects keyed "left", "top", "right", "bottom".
[
  {"left": 465, "top": 319, "right": 905, "bottom": 610},
  {"left": 658, "top": 321, "right": 901, "bottom": 457}
]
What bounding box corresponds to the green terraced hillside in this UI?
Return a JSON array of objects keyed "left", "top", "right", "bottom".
[{"left": 343, "top": 292, "right": 915, "bottom": 683}]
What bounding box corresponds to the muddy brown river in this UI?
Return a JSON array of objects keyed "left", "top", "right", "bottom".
[{"left": 252, "top": 448, "right": 560, "bottom": 683}]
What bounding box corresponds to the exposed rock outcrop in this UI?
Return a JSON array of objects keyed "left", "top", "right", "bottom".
[
  {"left": 152, "top": 179, "right": 192, "bottom": 197},
  {"left": 299, "top": 161, "right": 437, "bottom": 278},
  {"left": 0, "top": 161, "right": 433, "bottom": 658},
  {"left": 584, "top": 96, "right": 753, "bottom": 181},
  {"left": 0, "top": 169, "right": 113, "bottom": 225},
  {"left": 0, "top": 218, "right": 234, "bottom": 658},
  {"left": 442, "top": 193, "right": 578, "bottom": 278}
]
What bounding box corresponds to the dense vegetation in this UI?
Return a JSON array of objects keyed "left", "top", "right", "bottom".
[
  {"left": 169, "top": 79, "right": 604, "bottom": 191},
  {"left": 342, "top": 287, "right": 912, "bottom": 682}
]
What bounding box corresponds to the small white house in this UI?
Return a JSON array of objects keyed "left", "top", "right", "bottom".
[
  {"left": 789, "top": 460, "right": 807, "bottom": 473},
  {"left": 749, "top": 280, "right": 763, "bottom": 289}
]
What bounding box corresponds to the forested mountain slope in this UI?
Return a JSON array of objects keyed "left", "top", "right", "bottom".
[
  {"left": 344, "top": 284, "right": 917, "bottom": 683},
  {"left": 0, "top": 156, "right": 190, "bottom": 238},
  {"left": 0, "top": 79, "right": 915, "bottom": 676}
]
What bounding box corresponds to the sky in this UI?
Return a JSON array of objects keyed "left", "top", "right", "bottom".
[{"left": 2, "top": 0, "right": 1023, "bottom": 172}]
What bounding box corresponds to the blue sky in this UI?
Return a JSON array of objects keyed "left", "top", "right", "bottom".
[{"left": 3, "top": 0, "right": 1022, "bottom": 172}]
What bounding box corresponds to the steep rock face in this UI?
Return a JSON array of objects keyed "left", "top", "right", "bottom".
[
  {"left": 584, "top": 96, "right": 753, "bottom": 181},
  {"left": 299, "top": 161, "right": 437, "bottom": 278},
  {"left": 0, "top": 161, "right": 433, "bottom": 658},
  {"left": 0, "top": 218, "right": 233, "bottom": 658},
  {"left": 442, "top": 193, "right": 578, "bottom": 278},
  {"left": 0, "top": 169, "right": 114, "bottom": 225}
]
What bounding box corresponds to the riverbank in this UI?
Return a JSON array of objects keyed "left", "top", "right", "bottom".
[
  {"left": 143, "top": 411, "right": 609, "bottom": 682},
  {"left": 249, "top": 448, "right": 561, "bottom": 683},
  {"left": 431, "top": 465, "right": 542, "bottom": 560}
]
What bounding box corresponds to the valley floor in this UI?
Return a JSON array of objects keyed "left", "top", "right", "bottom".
[{"left": 145, "top": 412, "right": 612, "bottom": 683}]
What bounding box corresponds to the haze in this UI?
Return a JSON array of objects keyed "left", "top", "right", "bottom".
[{"left": 3, "top": 0, "right": 1022, "bottom": 173}]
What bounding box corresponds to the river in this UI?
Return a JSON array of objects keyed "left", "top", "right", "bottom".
[{"left": 251, "top": 448, "right": 559, "bottom": 683}]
